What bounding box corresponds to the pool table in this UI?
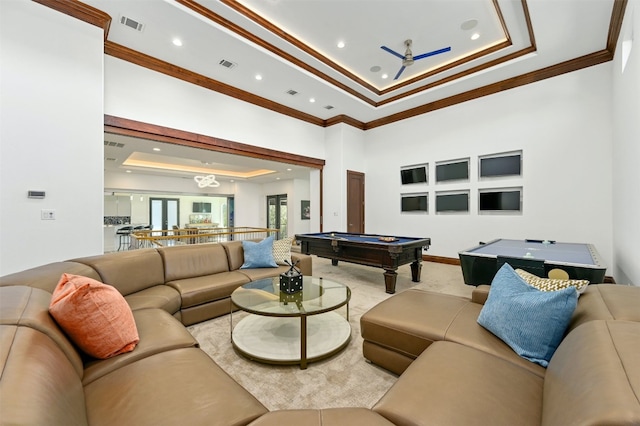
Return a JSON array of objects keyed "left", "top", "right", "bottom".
[
  {"left": 459, "top": 238, "right": 607, "bottom": 286},
  {"left": 295, "top": 232, "right": 431, "bottom": 294}
]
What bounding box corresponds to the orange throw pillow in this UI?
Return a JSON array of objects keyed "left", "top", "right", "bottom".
[{"left": 49, "top": 273, "right": 139, "bottom": 359}]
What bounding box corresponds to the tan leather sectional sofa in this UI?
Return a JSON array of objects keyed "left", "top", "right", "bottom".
[
  {"left": 2, "top": 241, "right": 639, "bottom": 425},
  {"left": 361, "top": 284, "right": 640, "bottom": 425},
  {"left": 0, "top": 242, "right": 313, "bottom": 425}
]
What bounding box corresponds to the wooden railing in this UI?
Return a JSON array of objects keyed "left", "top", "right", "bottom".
[{"left": 130, "top": 227, "right": 280, "bottom": 249}]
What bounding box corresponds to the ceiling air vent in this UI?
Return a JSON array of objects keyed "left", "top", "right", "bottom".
[
  {"left": 285, "top": 89, "right": 299, "bottom": 96},
  {"left": 119, "top": 15, "right": 144, "bottom": 32},
  {"left": 324, "top": 105, "right": 335, "bottom": 110},
  {"left": 219, "top": 59, "right": 237, "bottom": 69},
  {"left": 104, "top": 141, "right": 125, "bottom": 148}
]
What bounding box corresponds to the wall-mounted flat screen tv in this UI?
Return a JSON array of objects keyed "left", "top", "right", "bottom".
[
  {"left": 436, "top": 160, "right": 469, "bottom": 182},
  {"left": 435, "top": 192, "right": 469, "bottom": 212},
  {"left": 480, "top": 153, "right": 521, "bottom": 177},
  {"left": 401, "top": 166, "right": 427, "bottom": 185},
  {"left": 401, "top": 195, "right": 428, "bottom": 212},
  {"left": 193, "top": 202, "right": 212, "bottom": 213},
  {"left": 479, "top": 189, "right": 521, "bottom": 211}
]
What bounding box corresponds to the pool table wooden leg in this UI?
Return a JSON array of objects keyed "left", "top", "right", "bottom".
[
  {"left": 384, "top": 270, "right": 398, "bottom": 294},
  {"left": 410, "top": 261, "right": 422, "bottom": 282},
  {"left": 331, "top": 259, "right": 339, "bottom": 266}
]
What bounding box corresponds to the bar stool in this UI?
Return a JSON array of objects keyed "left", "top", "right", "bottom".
[{"left": 116, "top": 226, "right": 133, "bottom": 251}]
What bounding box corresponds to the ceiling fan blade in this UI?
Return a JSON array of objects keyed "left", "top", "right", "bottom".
[
  {"left": 381, "top": 45, "right": 405, "bottom": 60},
  {"left": 413, "top": 46, "right": 452, "bottom": 61},
  {"left": 394, "top": 65, "right": 406, "bottom": 80}
]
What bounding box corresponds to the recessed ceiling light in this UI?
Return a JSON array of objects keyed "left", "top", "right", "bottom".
[
  {"left": 276, "top": 177, "right": 281, "bottom": 180},
  {"left": 125, "top": 170, "right": 132, "bottom": 173},
  {"left": 230, "top": 179, "right": 234, "bottom": 183},
  {"left": 370, "top": 65, "right": 381, "bottom": 73},
  {"left": 153, "top": 147, "right": 161, "bottom": 151},
  {"left": 286, "top": 168, "right": 292, "bottom": 171},
  {"left": 381, "top": 73, "right": 389, "bottom": 79},
  {"left": 337, "top": 41, "right": 345, "bottom": 49},
  {"left": 255, "top": 74, "right": 263, "bottom": 80},
  {"left": 172, "top": 38, "right": 183, "bottom": 47},
  {"left": 471, "top": 33, "right": 480, "bottom": 40},
  {"left": 309, "top": 98, "right": 316, "bottom": 103}
]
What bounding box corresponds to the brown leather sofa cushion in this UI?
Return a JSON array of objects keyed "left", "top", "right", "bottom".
[
  {"left": 0, "top": 325, "right": 89, "bottom": 425},
  {"left": 0, "top": 285, "right": 84, "bottom": 375},
  {"left": 72, "top": 249, "right": 165, "bottom": 296},
  {"left": 166, "top": 271, "right": 250, "bottom": 308},
  {"left": 361, "top": 289, "right": 470, "bottom": 358},
  {"left": 248, "top": 408, "right": 396, "bottom": 425},
  {"left": 84, "top": 347, "right": 268, "bottom": 426},
  {"left": 568, "top": 284, "right": 640, "bottom": 332},
  {"left": 221, "top": 240, "right": 245, "bottom": 271},
  {"left": 0, "top": 261, "right": 100, "bottom": 293},
  {"left": 159, "top": 243, "right": 230, "bottom": 282},
  {"left": 123, "top": 284, "right": 181, "bottom": 314},
  {"left": 82, "top": 308, "right": 198, "bottom": 385},
  {"left": 542, "top": 320, "right": 640, "bottom": 425},
  {"left": 373, "top": 340, "right": 544, "bottom": 426},
  {"left": 361, "top": 288, "right": 545, "bottom": 376}
]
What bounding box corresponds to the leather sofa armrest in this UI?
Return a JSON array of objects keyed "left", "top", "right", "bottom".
[
  {"left": 291, "top": 253, "right": 312, "bottom": 276},
  {"left": 471, "top": 285, "right": 491, "bottom": 305}
]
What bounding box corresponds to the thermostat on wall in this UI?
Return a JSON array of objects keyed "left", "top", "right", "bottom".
[{"left": 28, "top": 190, "right": 46, "bottom": 199}]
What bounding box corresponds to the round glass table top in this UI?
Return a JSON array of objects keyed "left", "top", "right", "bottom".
[{"left": 231, "top": 276, "right": 350, "bottom": 317}]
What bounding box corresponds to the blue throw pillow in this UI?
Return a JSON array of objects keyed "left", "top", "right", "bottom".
[
  {"left": 240, "top": 236, "right": 278, "bottom": 269},
  {"left": 477, "top": 263, "right": 578, "bottom": 367}
]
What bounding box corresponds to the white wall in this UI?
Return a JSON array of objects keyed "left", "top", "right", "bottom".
[
  {"left": 233, "top": 182, "right": 263, "bottom": 228},
  {"left": 611, "top": 0, "right": 640, "bottom": 285},
  {"left": 0, "top": 1, "right": 104, "bottom": 275},
  {"left": 104, "top": 57, "right": 326, "bottom": 159},
  {"left": 322, "top": 124, "right": 366, "bottom": 231},
  {"left": 293, "top": 178, "right": 312, "bottom": 235},
  {"left": 365, "top": 64, "right": 615, "bottom": 272}
]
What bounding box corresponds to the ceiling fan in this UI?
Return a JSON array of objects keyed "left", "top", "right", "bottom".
[{"left": 381, "top": 39, "right": 451, "bottom": 80}]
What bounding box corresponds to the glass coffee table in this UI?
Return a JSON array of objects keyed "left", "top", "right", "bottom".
[{"left": 230, "top": 276, "right": 351, "bottom": 369}]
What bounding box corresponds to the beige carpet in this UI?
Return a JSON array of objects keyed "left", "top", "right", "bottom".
[{"left": 187, "top": 257, "right": 472, "bottom": 410}]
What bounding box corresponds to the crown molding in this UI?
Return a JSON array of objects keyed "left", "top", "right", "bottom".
[{"left": 39, "top": 0, "right": 627, "bottom": 130}]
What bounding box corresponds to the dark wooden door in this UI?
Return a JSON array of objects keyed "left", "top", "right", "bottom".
[{"left": 347, "top": 170, "right": 365, "bottom": 233}]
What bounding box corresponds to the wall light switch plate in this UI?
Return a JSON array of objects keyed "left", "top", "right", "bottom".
[{"left": 41, "top": 209, "right": 56, "bottom": 220}]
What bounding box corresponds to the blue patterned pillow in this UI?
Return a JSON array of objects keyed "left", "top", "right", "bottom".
[
  {"left": 477, "top": 263, "right": 578, "bottom": 367},
  {"left": 241, "top": 236, "right": 278, "bottom": 269}
]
